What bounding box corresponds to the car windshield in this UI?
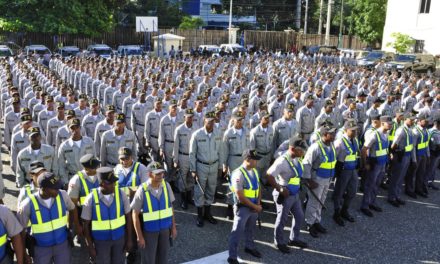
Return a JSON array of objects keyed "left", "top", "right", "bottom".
[
  {"left": 124, "top": 49, "right": 142, "bottom": 55},
  {"left": 208, "top": 48, "right": 220, "bottom": 53},
  {"left": 394, "top": 55, "right": 416, "bottom": 62},
  {"left": 93, "top": 48, "right": 112, "bottom": 55},
  {"left": 62, "top": 50, "right": 79, "bottom": 57},
  {"left": 365, "top": 52, "right": 384, "bottom": 60},
  {"left": 32, "top": 49, "right": 50, "bottom": 55},
  {"left": 0, "top": 50, "right": 12, "bottom": 56}
]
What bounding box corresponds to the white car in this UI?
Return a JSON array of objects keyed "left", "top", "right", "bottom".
[{"left": 219, "top": 44, "right": 247, "bottom": 57}]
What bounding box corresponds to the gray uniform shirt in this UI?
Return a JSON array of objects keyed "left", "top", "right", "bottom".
[
  {"left": 81, "top": 188, "right": 131, "bottom": 221},
  {"left": 0, "top": 205, "right": 23, "bottom": 238},
  {"left": 302, "top": 140, "right": 336, "bottom": 182},
  {"left": 267, "top": 155, "right": 302, "bottom": 186},
  {"left": 100, "top": 128, "right": 137, "bottom": 166},
  {"left": 249, "top": 124, "right": 274, "bottom": 156},
  {"left": 189, "top": 127, "right": 223, "bottom": 172},
  {"left": 82, "top": 113, "right": 105, "bottom": 140},
  {"left": 173, "top": 123, "right": 195, "bottom": 164},
  {"left": 392, "top": 125, "right": 416, "bottom": 161},
  {"left": 67, "top": 171, "right": 98, "bottom": 200}
]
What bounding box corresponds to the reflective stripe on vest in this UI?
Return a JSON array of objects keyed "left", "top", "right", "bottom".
[
  {"left": 29, "top": 193, "right": 68, "bottom": 247},
  {"left": 0, "top": 220, "right": 6, "bottom": 260},
  {"left": 374, "top": 130, "right": 388, "bottom": 157},
  {"left": 316, "top": 141, "right": 336, "bottom": 178},
  {"left": 416, "top": 127, "right": 429, "bottom": 151},
  {"left": 78, "top": 172, "right": 99, "bottom": 206},
  {"left": 342, "top": 137, "right": 359, "bottom": 170},
  {"left": 24, "top": 185, "right": 33, "bottom": 228},
  {"left": 284, "top": 155, "right": 303, "bottom": 195},
  {"left": 388, "top": 122, "right": 397, "bottom": 141},
  {"left": 118, "top": 162, "right": 140, "bottom": 195},
  {"left": 142, "top": 181, "right": 173, "bottom": 232},
  {"left": 403, "top": 127, "right": 413, "bottom": 153},
  {"left": 238, "top": 167, "right": 260, "bottom": 204},
  {"left": 91, "top": 188, "right": 126, "bottom": 241}
]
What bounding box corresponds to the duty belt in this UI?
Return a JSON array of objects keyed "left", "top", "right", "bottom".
[
  {"left": 150, "top": 135, "right": 158, "bottom": 139},
  {"left": 197, "top": 159, "right": 218, "bottom": 165},
  {"left": 136, "top": 123, "right": 144, "bottom": 126},
  {"left": 165, "top": 140, "right": 175, "bottom": 143},
  {"left": 257, "top": 151, "right": 271, "bottom": 155},
  {"left": 229, "top": 154, "right": 242, "bottom": 157},
  {"left": 179, "top": 151, "right": 189, "bottom": 155}
]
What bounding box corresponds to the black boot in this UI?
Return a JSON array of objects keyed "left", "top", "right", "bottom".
[
  {"left": 196, "top": 207, "right": 204, "bottom": 227},
  {"left": 204, "top": 205, "right": 218, "bottom": 224},
  {"left": 332, "top": 209, "right": 345, "bottom": 226},
  {"left": 180, "top": 192, "right": 188, "bottom": 210},
  {"left": 341, "top": 206, "right": 355, "bottom": 222},
  {"left": 186, "top": 191, "right": 194, "bottom": 205},
  {"left": 225, "top": 204, "right": 234, "bottom": 220}
]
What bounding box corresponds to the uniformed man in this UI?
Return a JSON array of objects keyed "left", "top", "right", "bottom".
[
  {"left": 4, "top": 97, "right": 21, "bottom": 150},
  {"left": 273, "top": 103, "right": 299, "bottom": 149},
  {"left": 17, "top": 172, "right": 81, "bottom": 263},
  {"left": 427, "top": 117, "right": 440, "bottom": 190},
  {"left": 114, "top": 147, "right": 148, "bottom": 199},
  {"left": 82, "top": 98, "right": 104, "bottom": 140},
  {"left": 388, "top": 113, "right": 416, "bottom": 207},
  {"left": 82, "top": 167, "right": 133, "bottom": 264},
  {"left": 296, "top": 95, "right": 316, "bottom": 142},
  {"left": 94, "top": 105, "right": 115, "bottom": 158},
  {"left": 67, "top": 154, "right": 100, "bottom": 208},
  {"left": 131, "top": 90, "right": 149, "bottom": 160},
  {"left": 58, "top": 118, "right": 95, "bottom": 185},
  {"left": 360, "top": 116, "right": 392, "bottom": 217},
  {"left": 11, "top": 114, "right": 33, "bottom": 173},
  {"left": 302, "top": 125, "right": 337, "bottom": 237},
  {"left": 131, "top": 162, "right": 177, "bottom": 264},
  {"left": 227, "top": 150, "right": 263, "bottom": 264},
  {"left": 159, "top": 99, "right": 180, "bottom": 190},
  {"left": 17, "top": 161, "right": 46, "bottom": 209},
  {"left": 333, "top": 120, "right": 360, "bottom": 226},
  {"left": 173, "top": 108, "right": 197, "bottom": 209},
  {"left": 145, "top": 98, "right": 165, "bottom": 161},
  {"left": 267, "top": 138, "right": 309, "bottom": 253},
  {"left": 16, "top": 127, "right": 57, "bottom": 188},
  {"left": 0, "top": 205, "right": 25, "bottom": 264},
  {"left": 189, "top": 111, "right": 223, "bottom": 227},
  {"left": 101, "top": 113, "right": 137, "bottom": 167},
  {"left": 46, "top": 101, "right": 66, "bottom": 147},
  {"left": 36, "top": 95, "right": 56, "bottom": 135}
]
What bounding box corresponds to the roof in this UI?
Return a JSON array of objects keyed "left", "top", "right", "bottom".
[{"left": 153, "top": 33, "right": 185, "bottom": 40}]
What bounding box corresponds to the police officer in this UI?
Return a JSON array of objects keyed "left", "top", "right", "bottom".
[
  {"left": 17, "top": 172, "right": 81, "bottom": 263},
  {"left": 114, "top": 147, "right": 148, "bottom": 199},
  {"left": 227, "top": 150, "right": 263, "bottom": 264},
  {"left": 16, "top": 127, "right": 57, "bottom": 188},
  {"left": 131, "top": 162, "right": 177, "bottom": 264},
  {"left": 360, "top": 116, "right": 392, "bottom": 217},
  {"left": 145, "top": 98, "right": 165, "bottom": 161},
  {"left": 267, "top": 138, "right": 308, "bottom": 253},
  {"left": 4, "top": 97, "right": 21, "bottom": 150},
  {"left": 173, "top": 108, "right": 197, "bottom": 209},
  {"left": 95, "top": 105, "right": 115, "bottom": 158},
  {"left": 46, "top": 101, "right": 66, "bottom": 147},
  {"left": 302, "top": 125, "right": 337, "bottom": 237},
  {"left": 17, "top": 161, "right": 46, "bottom": 209},
  {"left": 58, "top": 118, "right": 95, "bottom": 185},
  {"left": 189, "top": 111, "right": 223, "bottom": 227},
  {"left": 333, "top": 120, "right": 360, "bottom": 226},
  {"left": 250, "top": 110, "right": 274, "bottom": 184},
  {"left": 11, "top": 114, "right": 33, "bottom": 173},
  {"left": 159, "top": 99, "right": 180, "bottom": 190},
  {"left": 82, "top": 98, "right": 104, "bottom": 140},
  {"left": 388, "top": 113, "right": 416, "bottom": 206},
  {"left": 131, "top": 90, "right": 149, "bottom": 159},
  {"left": 101, "top": 113, "right": 137, "bottom": 167},
  {"left": 273, "top": 103, "right": 299, "bottom": 149},
  {"left": 296, "top": 95, "right": 316, "bottom": 142},
  {"left": 428, "top": 117, "right": 440, "bottom": 190},
  {"left": 67, "top": 154, "right": 100, "bottom": 208},
  {"left": 0, "top": 204, "right": 25, "bottom": 264},
  {"left": 81, "top": 167, "right": 133, "bottom": 264}
]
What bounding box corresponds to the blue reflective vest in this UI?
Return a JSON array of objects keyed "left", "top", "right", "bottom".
[
  {"left": 316, "top": 141, "right": 337, "bottom": 178},
  {"left": 238, "top": 167, "right": 260, "bottom": 204},
  {"left": 370, "top": 129, "right": 389, "bottom": 165},
  {"left": 91, "top": 188, "right": 126, "bottom": 241},
  {"left": 341, "top": 137, "right": 359, "bottom": 170},
  {"left": 0, "top": 220, "right": 6, "bottom": 261},
  {"left": 117, "top": 162, "right": 141, "bottom": 188},
  {"left": 284, "top": 155, "right": 303, "bottom": 195},
  {"left": 142, "top": 182, "right": 173, "bottom": 232},
  {"left": 415, "top": 127, "right": 429, "bottom": 156},
  {"left": 78, "top": 172, "right": 99, "bottom": 206},
  {"left": 29, "top": 193, "right": 68, "bottom": 247}
]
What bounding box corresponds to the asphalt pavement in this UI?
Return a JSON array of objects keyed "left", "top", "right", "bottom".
[{"left": 2, "top": 131, "right": 440, "bottom": 264}]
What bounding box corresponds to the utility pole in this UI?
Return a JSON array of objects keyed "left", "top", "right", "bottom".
[
  {"left": 304, "top": 0, "right": 309, "bottom": 34},
  {"left": 296, "top": 0, "right": 301, "bottom": 29},
  {"left": 325, "top": 0, "right": 333, "bottom": 45},
  {"left": 228, "top": 0, "right": 233, "bottom": 44},
  {"left": 338, "top": 0, "right": 344, "bottom": 48},
  {"left": 318, "top": 0, "right": 324, "bottom": 35}
]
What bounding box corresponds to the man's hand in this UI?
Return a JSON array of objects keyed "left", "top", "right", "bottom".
[
  {"left": 364, "top": 163, "right": 371, "bottom": 171},
  {"left": 191, "top": 172, "right": 198, "bottom": 182},
  {"left": 88, "top": 244, "right": 97, "bottom": 260},
  {"left": 171, "top": 226, "right": 177, "bottom": 240},
  {"left": 137, "top": 237, "right": 146, "bottom": 249},
  {"left": 306, "top": 179, "right": 319, "bottom": 190},
  {"left": 253, "top": 204, "right": 263, "bottom": 213},
  {"left": 125, "top": 240, "right": 133, "bottom": 252},
  {"left": 174, "top": 162, "right": 179, "bottom": 169},
  {"left": 280, "top": 187, "right": 289, "bottom": 198},
  {"left": 24, "top": 253, "right": 32, "bottom": 264}
]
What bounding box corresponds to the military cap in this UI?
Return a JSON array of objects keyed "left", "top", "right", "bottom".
[
  {"left": 115, "top": 113, "right": 125, "bottom": 123},
  {"left": 80, "top": 154, "right": 100, "bottom": 169},
  {"left": 21, "top": 114, "right": 32, "bottom": 124},
  {"left": 68, "top": 118, "right": 81, "bottom": 128},
  {"left": 65, "top": 110, "right": 76, "bottom": 117},
  {"left": 29, "top": 127, "right": 41, "bottom": 137}
]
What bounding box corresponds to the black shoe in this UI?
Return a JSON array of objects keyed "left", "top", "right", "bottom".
[
  {"left": 341, "top": 209, "right": 355, "bottom": 222},
  {"left": 226, "top": 205, "right": 234, "bottom": 220},
  {"left": 227, "top": 257, "right": 239, "bottom": 264},
  {"left": 288, "top": 239, "right": 308, "bottom": 248},
  {"left": 380, "top": 182, "right": 389, "bottom": 190},
  {"left": 333, "top": 211, "right": 345, "bottom": 226},
  {"left": 313, "top": 223, "right": 327, "bottom": 233},
  {"left": 405, "top": 191, "right": 417, "bottom": 199},
  {"left": 415, "top": 191, "right": 428, "bottom": 198},
  {"left": 308, "top": 224, "right": 319, "bottom": 238},
  {"left": 276, "top": 244, "right": 290, "bottom": 254},
  {"left": 126, "top": 252, "right": 137, "bottom": 264},
  {"left": 387, "top": 199, "right": 400, "bottom": 207},
  {"left": 396, "top": 198, "right": 406, "bottom": 205},
  {"left": 361, "top": 208, "right": 373, "bottom": 217},
  {"left": 428, "top": 183, "right": 439, "bottom": 190},
  {"left": 196, "top": 207, "right": 204, "bottom": 227},
  {"left": 244, "top": 247, "right": 262, "bottom": 258},
  {"left": 369, "top": 204, "right": 382, "bottom": 212},
  {"left": 180, "top": 193, "right": 188, "bottom": 210},
  {"left": 204, "top": 206, "right": 218, "bottom": 224}
]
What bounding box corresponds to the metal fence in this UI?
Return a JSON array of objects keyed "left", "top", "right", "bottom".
[{"left": 0, "top": 27, "right": 368, "bottom": 52}]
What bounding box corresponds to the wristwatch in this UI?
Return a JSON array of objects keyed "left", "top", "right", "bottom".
[{"left": 279, "top": 187, "right": 284, "bottom": 193}]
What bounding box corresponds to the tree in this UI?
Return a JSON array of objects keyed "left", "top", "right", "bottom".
[
  {"left": 179, "top": 17, "right": 205, "bottom": 30},
  {"left": 386, "top": 32, "right": 416, "bottom": 54}
]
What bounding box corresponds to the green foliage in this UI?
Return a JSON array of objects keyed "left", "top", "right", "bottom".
[
  {"left": 386, "top": 32, "right": 416, "bottom": 54},
  {"left": 179, "top": 17, "right": 205, "bottom": 30}
]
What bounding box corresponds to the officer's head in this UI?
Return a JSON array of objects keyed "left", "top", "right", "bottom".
[
  {"left": 380, "top": 116, "right": 393, "bottom": 131},
  {"left": 233, "top": 112, "right": 244, "bottom": 129},
  {"left": 404, "top": 112, "right": 416, "bottom": 127},
  {"left": 90, "top": 98, "right": 99, "bottom": 113},
  {"left": 114, "top": 113, "right": 126, "bottom": 130},
  {"left": 21, "top": 114, "right": 33, "bottom": 131},
  {"left": 169, "top": 100, "right": 178, "bottom": 116},
  {"left": 29, "top": 161, "right": 46, "bottom": 186},
  {"left": 242, "top": 150, "right": 261, "bottom": 168},
  {"left": 344, "top": 119, "right": 358, "bottom": 139},
  {"left": 417, "top": 114, "right": 428, "bottom": 128},
  {"left": 284, "top": 103, "right": 295, "bottom": 120},
  {"left": 80, "top": 154, "right": 100, "bottom": 175},
  {"left": 97, "top": 167, "right": 118, "bottom": 194},
  {"left": 288, "top": 137, "right": 307, "bottom": 158},
  {"left": 184, "top": 108, "right": 194, "bottom": 125},
  {"left": 154, "top": 98, "right": 163, "bottom": 112},
  {"left": 68, "top": 118, "right": 81, "bottom": 138},
  {"left": 118, "top": 147, "right": 133, "bottom": 168},
  {"left": 320, "top": 126, "right": 336, "bottom": 144},
  {"left": 260, "top": 111, "right": 270, "bottom": 127},
  {"left": 204, "top": 111, "right": 216, "bottom": 132},
  {"left": 105, "top": 105, "right": 116, "bottom": 121},
  {"left": 305, "top": 95, "right": 314, "bottom": 108},
  {"left": 38, "top": 172, "right": 62, "bottom": 198},
  {"left": 147, "top": 162, "right": 165, "bottom": 183},
  {"left": 29, "top": 127, "right": 42, "bottom": 146}
]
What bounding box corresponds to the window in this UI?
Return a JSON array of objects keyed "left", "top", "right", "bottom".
[
  {"left": 414, "top": 39, "right": 425, "bottom": 53},
  {"left": 419, "top": 0, "right": 431, "bottom": 13}
]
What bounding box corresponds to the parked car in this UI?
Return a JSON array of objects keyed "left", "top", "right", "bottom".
[
  {"left": 0, "top": 45, "right": 14, "bottom": 57},
  {"left": 386, "top": 53, "right": 436, "bottom": 75},
  {"left": 117, "top": 45, "right": 143, "bottom": 57},
  {"left": 197, "top": 45, "right": 221, "bottom": 58},
  {"left": 0, "top": 42, "right": 21, "bottom": 55},
  {"left": 357, "top": 50, "right": 394, "bottom": 68},
  {"left": 23, "top": 45, "right": 52, "bottom": 56},
  {"left": 219, "top": 44, "right": 247, "bottom": 57},
  {"left": 85, "top": 44, "right": 113, "bottom": 59},
  {"left": 55, "top": 46, "right": 80, "bottom": 57},
  {"left": 307, "top": 45, "right": 339, "bottom": 55}
]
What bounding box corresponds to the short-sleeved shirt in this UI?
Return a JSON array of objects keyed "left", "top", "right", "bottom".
[
  {"left": 16, "top": 182, "right": 38, "bottom": 210},
  {"left": 68, "top": 170, "right": 99, "bottom": 199},
  {"left": 230, "top": 166, "right": 259, "bottom": 192},
  {"left": 364, "top": 128, "right": 388, "bottom": 157},
  {"left": 267, "top": 155, "right": 301, "bottom": 186},
  {"left": 17, "top": 190, "right": 76, "bottom": 229},
  {"left": 130, "top": 180, "right": 175, "bottom": 212},
  {"left": 81, "top": 188, "right": 131, "bottom": 221},
  {"left": 0, "top": 205, "right": 23, "bottom": 238}
]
